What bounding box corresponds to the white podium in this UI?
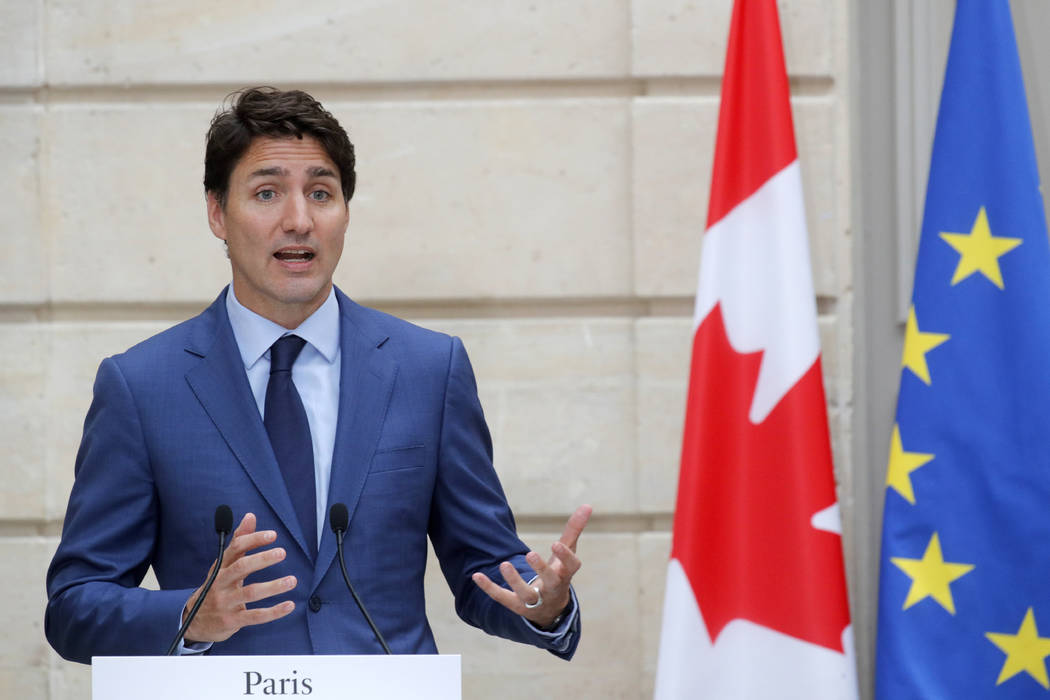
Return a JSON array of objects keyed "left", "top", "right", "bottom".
[{"left": 92, "top": 654, "right": 461, "bottom": 699}]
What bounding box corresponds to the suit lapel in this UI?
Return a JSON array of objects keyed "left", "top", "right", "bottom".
[
  {"left": 313, "top": 291, "right": 398, "bottom": 587},
  {"left": 183, "top": 291, "right": 313, "bottom": 560}
]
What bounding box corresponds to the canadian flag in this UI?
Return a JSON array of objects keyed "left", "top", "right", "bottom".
[{"left": 652, "top": 2, "right": 858, "bottom": 698}]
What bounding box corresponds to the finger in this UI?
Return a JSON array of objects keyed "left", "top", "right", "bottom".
[
  {"left": 222, "top": 529, "right": 278, "bottom": 565},
  {"left": 471, "top": 572, "right": 524, "bottom": 612},
  {"left": 526, "top": 550, "right": 566, "bottom": 596},
  {"left": 187, "top": 518, "right": 268, "bottom": 608},
  {"left": 221, "top": 546, "right": 287, "bottom": 585},
  {"left": 499, "top": 561, "right": 542, "bottom": 606},
  {"left": 240, "top": 575, "right": 298, "bottom": 605},
  {"left": 550, "top": 541, "right": 582, "bottom": 578},
  {"left": 237, "top": 600, "right": 296, "bottom": 628},
  {"left": 558, "top": 504, "right": 593, "bottom": 553},
  {"left": 525, "top": 551, "right": 549, "bottom": 579},
  {"left": 211, "top": 514, "right": 259, "bottom": 570},
  {"left": 232, "top": 512, "right": 257, "bottom": 539}
]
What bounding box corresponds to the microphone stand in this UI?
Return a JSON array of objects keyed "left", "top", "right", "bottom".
[
  {"left": 334, "top": 527, "right": 392, "bottom": 654},
  {"left": 331, "top": 504, "right": 391, "bottom": 655}
]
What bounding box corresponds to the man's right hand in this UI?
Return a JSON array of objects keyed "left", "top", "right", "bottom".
[{"left": 184, "top": 512, "right": 297, "bottom": 643}]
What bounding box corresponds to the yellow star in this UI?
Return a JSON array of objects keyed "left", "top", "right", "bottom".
[
  {"left": 939, "top": 206, "right": 1022, "bottom": 289},
  {"left": 986, "top": 608, "right": 1050, "bottom": 689},
  {"left": 901, "top": 306, "right": 950, "bottom": 385},
  {"left": 891, "top": 533, "right": 974, "bottom": 614},
  {"left": 886, "top": 425, "right": 934, "bottom": 505}
]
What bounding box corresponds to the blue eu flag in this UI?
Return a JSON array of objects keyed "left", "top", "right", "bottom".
[{"left": 875, "top": 1, "right": 1050, "bottom": 697}]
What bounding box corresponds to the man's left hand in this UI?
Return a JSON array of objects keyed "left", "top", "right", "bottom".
[{"left": 472, "top": 504, "right": 592, "bottom": 629}]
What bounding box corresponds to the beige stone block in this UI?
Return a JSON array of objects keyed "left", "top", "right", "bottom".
[
  {"left": 631, "top": 0, "right": 834, "bottom": 77},
  {"left": 632, "top": 97, "right": 840, "bottom": 297},
  {"left": 635, "top": 318, "right": 691, "bottom": 513},
  {"left": 426, "top": 533, "right": 640, "bottom": 698},
  {"left": 46, "top": 322, "right": 172, "bottom": 519},
  {"left": 491, "top": 382, "right": 635, "bottom": 515},
  {"left": 828, "top": 405, "right": 853, "bottom": 498},
  {"left": 0, "top": 538, "right": 52, "bottom": 668},
  {"left": 141, "top": 567, "right": 160, "bottom": 590},
  {"left": 0, "top": 668, "right": 48, "bottom": 700},
  {"left": 795, "top": 97, "right": 840, "bottom": 296},
  {"left": 0, "top": 325, "right": 48, "bottom": 520},
  {"left": 46, "top": 0, "right": 629, "bottom": 86},
  {"left": 639, "top": 532, "right": 672, "bottom": 696},
  {"left": 338, "top": 99, "right": 632, "bottom": 301},
  {"left": 422, "top": 319, "right": 636, "bottom": 515},
  {"left": 44, "top": 104, "right": 229, "bottom": 304},
  {"left": 631, "top": 97, "right": 713, "bottom": 298},
  {"left": 0, "top": 0, "right": 42, "bottom": 86},
  {"left": 818, "top": 313, "right": 841, "bottom": 407},
  {"left": 48, "top": 653, "right": 92, "bottom": 700},
  {"left": 0, "top": 107, "right": 46, "bottom": 303},
  {"left": 826, "top": 291, "right": 854, "bottom": 406}
]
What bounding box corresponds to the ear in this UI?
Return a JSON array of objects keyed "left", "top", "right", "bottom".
[{"left": 206, "top": 192, "right": 227, "bottom": 242}]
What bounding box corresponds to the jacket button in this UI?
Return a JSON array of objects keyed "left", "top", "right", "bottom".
[{"left": 308, "top": 595, "right": 322, "bottom": 613}]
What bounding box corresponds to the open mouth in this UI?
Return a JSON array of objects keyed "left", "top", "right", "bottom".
[{"left": 274, "top": 248, "right": 315, "bottom": 262}]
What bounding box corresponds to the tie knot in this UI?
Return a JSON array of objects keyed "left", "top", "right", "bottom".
[{"left": 269, "top": 334, "right": 307, "bottom": 373}]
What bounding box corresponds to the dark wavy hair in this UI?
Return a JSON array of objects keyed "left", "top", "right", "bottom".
[{"left": 204, "top": 87, "right": 356, "bottom": 206}]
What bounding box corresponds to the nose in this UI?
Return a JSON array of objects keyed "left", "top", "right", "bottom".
[{"left": 281, "top": 193, "right": 312, "bottom": 234}]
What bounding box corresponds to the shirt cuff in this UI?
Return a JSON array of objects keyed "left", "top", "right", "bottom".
[
  {"left": 523, "top": 585, "right": 579, "bottom": 645},
  {"left": 175, "top": 608, "right": 212, "bottom": 655}
]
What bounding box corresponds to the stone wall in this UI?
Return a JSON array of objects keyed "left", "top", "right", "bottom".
[{"left": 0, "top": 1, "right": 853, "bottom": 697}]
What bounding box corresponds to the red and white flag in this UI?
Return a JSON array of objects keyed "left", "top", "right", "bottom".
[{"left": 653, "top": 2, "right": 858, "bottom": 698}]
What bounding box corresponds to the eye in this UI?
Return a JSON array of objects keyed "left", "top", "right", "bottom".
[
  {"left": 309, "top": 190, "right": 331, "bottom": 202},
  {"left": 256, "top": 189, "right": 277, "bottom": 202}
]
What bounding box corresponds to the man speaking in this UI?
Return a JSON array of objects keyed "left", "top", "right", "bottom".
[{"left": 45, "top": 87, "right": 590, "bottom": 662}]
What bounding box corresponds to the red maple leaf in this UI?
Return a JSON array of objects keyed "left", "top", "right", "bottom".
[{"left": 672, "top": 303, "right": 851, "bottom": 652}]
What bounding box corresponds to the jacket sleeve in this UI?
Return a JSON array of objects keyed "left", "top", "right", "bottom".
[
  {"left": 45, "top": 357, "right": 194, "bottom": 664},
  {"left": 427, "top": 336, "right": 581, "bottom": 660}
]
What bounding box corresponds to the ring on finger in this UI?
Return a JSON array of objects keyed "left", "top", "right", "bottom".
[{"left": 524, "top": 585, "right": 543, "bottom": 609}]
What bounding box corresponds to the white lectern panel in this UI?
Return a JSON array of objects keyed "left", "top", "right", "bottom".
[{"left": 92, "top": 654, "right": 460, "bottom": 699}]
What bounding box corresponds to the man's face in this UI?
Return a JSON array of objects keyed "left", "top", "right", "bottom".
[{"left": 207, "top": 135, "right": 349, "bottom": 328}]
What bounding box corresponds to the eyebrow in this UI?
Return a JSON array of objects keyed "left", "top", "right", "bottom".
[
  {"left": 247, "top": 166, "right": 339, "bottom": 179},
  {"left": 248, "top": 166, "right": 288, "bottom": 179},
  {"left": 308, "top": 166, "right": 338, "bottom": 179}
]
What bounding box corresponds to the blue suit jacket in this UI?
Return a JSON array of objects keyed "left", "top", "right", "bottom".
[{"left": 45, "top": 288, "right": 580, "bottom": 663}]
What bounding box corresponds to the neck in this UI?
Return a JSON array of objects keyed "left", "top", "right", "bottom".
[{"left": 230, "top": 283, "right": 332, "bottom": 330}]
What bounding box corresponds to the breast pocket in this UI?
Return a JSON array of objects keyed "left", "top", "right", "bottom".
[
  {"left": 364, "top": 445, "right": 429, "bottom": 497},
  {"left": 371, "top": 444, "right": 426, "bottom": 473}
]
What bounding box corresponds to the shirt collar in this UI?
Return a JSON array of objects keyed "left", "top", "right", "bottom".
[{"left": 225, "top": 285, "right": 340, "bottom": 369}]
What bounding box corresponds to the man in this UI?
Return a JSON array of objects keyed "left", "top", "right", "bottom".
[{"left": 45, "top": 87, "right": 589, "bottom": 663}]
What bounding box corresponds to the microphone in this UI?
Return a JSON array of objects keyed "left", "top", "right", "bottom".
[
  {"left": 166, "top": 505, "right": 234, "bottom": 655},
  {"left": 329, "top": 503, "right": 391, "bottom": 654}
]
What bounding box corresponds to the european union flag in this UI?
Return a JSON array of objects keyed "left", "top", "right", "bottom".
[{"left": 875, "top": 1, "right": 1050, "bottom": 697}]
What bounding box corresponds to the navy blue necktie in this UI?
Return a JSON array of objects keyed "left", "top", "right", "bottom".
[{"left": 264, "top": 335, "right": 316, "bottom": 559}]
